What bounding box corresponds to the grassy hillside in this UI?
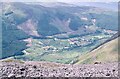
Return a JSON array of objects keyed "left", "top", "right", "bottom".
[{"left": 75, "top": 37, "right": 119, "bottom": 64}]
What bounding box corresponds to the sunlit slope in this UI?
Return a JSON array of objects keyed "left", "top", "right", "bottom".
[{"left": 75, "top": 37, "right": 119, "bottom": 64}]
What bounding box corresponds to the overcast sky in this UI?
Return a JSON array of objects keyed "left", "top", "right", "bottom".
[{"left": 1, "top": 0, "right": 119, "bottom": 2}]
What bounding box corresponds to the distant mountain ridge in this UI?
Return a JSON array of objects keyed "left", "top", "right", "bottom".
[
  {"left": 71, "top": 2, "right": 118, "bottom": 11},
  {"left": 26, "top": 2, "right": 118, "bottom": 11}
]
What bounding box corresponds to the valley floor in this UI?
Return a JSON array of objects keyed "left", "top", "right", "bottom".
[{"left": 0, "top": 61, "right": 119, "bottom": 78}]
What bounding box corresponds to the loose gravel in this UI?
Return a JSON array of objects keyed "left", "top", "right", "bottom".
[{"left": 0, "top": 61, "right": 119, "bottom": 78}]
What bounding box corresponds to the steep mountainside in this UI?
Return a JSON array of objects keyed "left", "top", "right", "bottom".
[
  {"left": 75, "top": 35, "right": 119, "bottom": 64},
  {"left": 1, "top": 2, "right": 118, "bottom": 61}
]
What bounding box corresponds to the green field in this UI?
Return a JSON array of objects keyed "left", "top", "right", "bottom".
[{"left": 15, "top": 34, "right": 112, "bottom": 64}]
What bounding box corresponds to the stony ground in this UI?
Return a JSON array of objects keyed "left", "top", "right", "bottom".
[{"left": 0, "top": 61, "right": 119, "bottom": 78}]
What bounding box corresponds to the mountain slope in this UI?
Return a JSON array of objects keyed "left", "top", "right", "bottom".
[
  {"left": 1, "top": 2, "right": 118, "bottom": 60},
  {"left": 75, "top": 36, "right": 119, "bottom": 64}
]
